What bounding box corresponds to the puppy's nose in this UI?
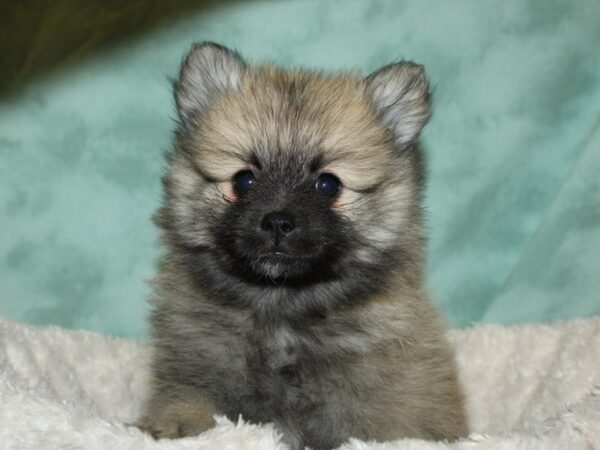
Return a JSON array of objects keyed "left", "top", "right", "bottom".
[{"left": 261, "top": 211, "right": 296, "bottom": 245}]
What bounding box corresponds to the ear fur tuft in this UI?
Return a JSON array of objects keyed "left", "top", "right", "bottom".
[
  {"left": 174, "top": 42, "right": 246, "bottom": 125},
  {"left": 367, "top": 62, "right": 431, "bottom": 146}
]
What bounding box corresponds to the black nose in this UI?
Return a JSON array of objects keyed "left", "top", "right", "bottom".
[{"left": 261, "top": 211, "right": 296, "bottom": 245}]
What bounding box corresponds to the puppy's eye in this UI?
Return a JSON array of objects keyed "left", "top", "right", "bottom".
[
  {"left": 316, "top": 173, "right": 341, "bottom": 198},
  {"left": 233, "top": 170, "right": 255, "bottom": 194}
]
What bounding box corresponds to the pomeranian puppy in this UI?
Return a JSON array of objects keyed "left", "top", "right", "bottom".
[{"left": 137, "top": 42, "right": 467, "bottom": 450}]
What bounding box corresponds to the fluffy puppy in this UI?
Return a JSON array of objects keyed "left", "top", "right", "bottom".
[{"left": 138, "top": 42, "right": 467, "bottom": 450}]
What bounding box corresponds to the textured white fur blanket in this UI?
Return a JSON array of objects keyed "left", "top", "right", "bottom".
[{"left": 0, "top": 316, "right": 599, "bottom": 450}]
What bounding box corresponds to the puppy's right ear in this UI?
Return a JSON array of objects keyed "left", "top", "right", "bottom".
[
  {"left": 174, "top": 42, "right": 246, "bottom": 126},
  {"left": 367, "top": 62, "right": 431, "bottom": 147}
]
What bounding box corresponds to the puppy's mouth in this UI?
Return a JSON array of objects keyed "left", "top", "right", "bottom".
[
  {"left": 247, "top": 252, "right": 316, "bottom": 281},
  {"left": 258, "top": 251, "right": 302, "bottom": 259}
]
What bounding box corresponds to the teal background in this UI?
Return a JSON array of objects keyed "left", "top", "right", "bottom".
[{"left": 1, "top": 0, "right": 599, "bottom": 338}]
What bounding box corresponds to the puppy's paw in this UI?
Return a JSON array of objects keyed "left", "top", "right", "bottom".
[{"left": 134, "top": 414, "right": 215, "bottom": 439}]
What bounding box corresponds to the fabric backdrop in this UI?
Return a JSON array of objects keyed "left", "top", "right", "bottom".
[{"left": 1, "top": 0, "right": 599, "bottom": 338}]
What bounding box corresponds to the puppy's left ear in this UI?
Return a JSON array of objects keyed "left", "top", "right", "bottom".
[
  {"left": 174, "top": 42, "right": 247, "bottom": 127},
  {"left": 367, "top": 62, "right": 431, "bottom": 146}
]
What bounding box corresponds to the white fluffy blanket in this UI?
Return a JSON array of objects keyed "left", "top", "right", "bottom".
[{"left": 0, "top": 316, "right": 599, "bottom": 450}]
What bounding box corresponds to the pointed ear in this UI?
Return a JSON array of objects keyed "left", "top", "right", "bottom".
[
  {"left": 367, "top": 62, "right": 431, "bottom": 146},
  {"left": 174, "top": 42, "right": 246, "bottom": 126}
]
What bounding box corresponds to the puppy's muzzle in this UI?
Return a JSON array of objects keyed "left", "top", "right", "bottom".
[{"left": 261, "top": 210, "right": 296, "bottom": 246}]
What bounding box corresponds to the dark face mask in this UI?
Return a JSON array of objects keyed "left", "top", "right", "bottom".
[{"left": 213, "top": 166, "right": 349, "bottom": 282}]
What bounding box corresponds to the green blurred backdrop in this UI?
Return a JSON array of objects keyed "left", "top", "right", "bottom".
[{"left": 1, "top": 0, "right": 599, "bottom": 338}]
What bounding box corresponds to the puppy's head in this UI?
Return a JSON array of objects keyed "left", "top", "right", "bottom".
[{"left": 159, "top": 43, "right": 430, "bottom": 286}]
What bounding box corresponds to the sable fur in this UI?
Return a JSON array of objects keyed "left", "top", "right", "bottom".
[{"left": 139, "top": 42, "right": 467, "bottom": 450}]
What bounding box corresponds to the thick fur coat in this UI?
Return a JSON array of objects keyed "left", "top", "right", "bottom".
[{"left": 139, "top": 42, "right": 467, "bottom": 450}]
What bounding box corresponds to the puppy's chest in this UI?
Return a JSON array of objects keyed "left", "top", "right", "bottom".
[
  {"left": 243, "top": 317, "right": 364, "bottom": 389},
  {"left": 249, "top": 325, "right": 307, "bottom": 387}
]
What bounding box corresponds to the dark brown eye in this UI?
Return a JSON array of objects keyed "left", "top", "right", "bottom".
[
  {"left": 233, "top": 170, "right": 255, "bottom": 194},
  {"left": 316, "top": 173, "right": 341, "bottom": 197}
]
